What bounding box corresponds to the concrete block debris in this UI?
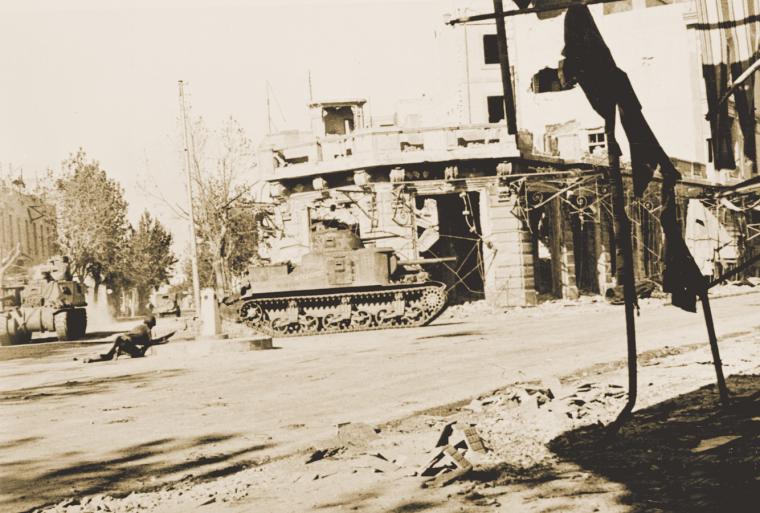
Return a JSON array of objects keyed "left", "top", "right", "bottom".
[
  {"left": 420, "top": 445, "right": 473, "bottom": 488},
  {"left": 418, "top": 421, "right": 488, "bottom": 487},
  {"left": 503, "top": 381, "right": 559, "bottom": 410},
  {"left": 459, "top": 427, "right": 486, "bottom": 454},
  {"left": 562, "top": 382, "right": 627, "bottom": 420},
  {"left": 433, "top": 421, "right": 458, "bottom": 447},
  {"left": 434, "top": 421, "right": 486, "bottom": 454},
  {"left": 337, "top": 422, "right": 380, "bottom": 447}
]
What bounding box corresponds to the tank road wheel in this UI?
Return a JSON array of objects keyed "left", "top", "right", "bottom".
[
  {"left": 240, "top": 301, "right": 266, "bottom": 329},
  {"left": 400, "top": 304, "right": 424, "bottom": 326},
  {"left": 375, "top": 308, "right": 397, "bottom": 328},
  {"left": 323, "top": 313, "right": 349, "bottom": 332},
  {"left": 270, "top": 316, "right": 292, "bottom": 335},
  {"left": 350, "top": 308, "right": 372, "bottom": 329},
  {"left": 298, "top": 314, "right": 319, "bottom": 335},
  {"left": 54, "top": 310, "right": 75, "bottom": 341}
]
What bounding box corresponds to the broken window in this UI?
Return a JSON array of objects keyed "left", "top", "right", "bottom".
[
  {"left": 483, "top": 34, "right": 499, "bottom": 65},
  {"left": 531, "top": 67, "right": 570, "bottom": 93},
  {"left": 487, "top": 95, "right": 505, "bottom": 123},
  {"left": 322, "top": 106, "right": 355, "bottom": 136},
  {"left": 588, "top": 131, "right": 607, "bottom": 154}
]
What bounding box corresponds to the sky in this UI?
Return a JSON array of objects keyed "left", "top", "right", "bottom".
[{"left": 0, "top": 0, "right": 446, "bottom": 252}]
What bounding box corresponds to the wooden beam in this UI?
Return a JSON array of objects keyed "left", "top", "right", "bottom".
[
  {"left": 604, "top": 131, "right": 639, "bottom": 436},
  {"left": 447, "top": 0, "right": 623, "bottom": 25}
]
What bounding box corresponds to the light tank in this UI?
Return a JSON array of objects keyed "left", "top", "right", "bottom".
[
  {"left": 224, "top": 223, "right": 448, "bottom": 337},
  {"left": 0, "top": 254, "right": 87, "bottom": 345}
]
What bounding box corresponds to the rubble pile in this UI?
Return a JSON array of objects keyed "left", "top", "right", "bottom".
[
  {"left": 459, "top": 380, "right": 629, "bottom": 470},
  {"left": 442, "top": 300, "right": 508, "bottom": 320}
]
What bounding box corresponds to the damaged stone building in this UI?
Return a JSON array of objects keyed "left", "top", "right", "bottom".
[
  {"left": 0, "top": 178, "right": 57, "bottom": 267},
  {"left": 253, "top": 0, "right": 760, "bottom": 307}
]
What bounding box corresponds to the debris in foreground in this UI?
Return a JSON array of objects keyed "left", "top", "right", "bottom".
[{"left": 419, "top": 422, "right": 487, "bottom": 487}]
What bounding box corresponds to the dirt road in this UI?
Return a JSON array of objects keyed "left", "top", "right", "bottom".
[{"left": 2, "top": 291, "right": 759, "bottom": 512}]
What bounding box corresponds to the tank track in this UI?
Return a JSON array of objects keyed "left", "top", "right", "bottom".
[{"left": 235, "top": 282, "right": 447, "bottom": 337}]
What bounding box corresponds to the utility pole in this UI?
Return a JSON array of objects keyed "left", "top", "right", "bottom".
[
  {"left": 307, "top": 70, "right": 314, "bottom": 102},
  {"left": 178, "top": 80, "right": 202, "bottom": 314},
  {"left": 493, "top": 0, "right": 517, "bottom": 134},
  {"left": 266, "top": 81, "right": 273, "bottom": 134}
]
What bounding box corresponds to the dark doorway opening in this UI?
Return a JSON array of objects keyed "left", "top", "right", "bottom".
[
  {"left": 570, "top": 213, "right": 599, "bottom": 294},
  {"left": 528, "top": 206, "right": 555, "bottom": 300},
  {"left": 418, "top": 192, "right": 484, "bottom": 305}
]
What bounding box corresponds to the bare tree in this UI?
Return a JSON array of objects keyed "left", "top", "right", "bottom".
[
  {"left": 138, "top": 111, "right": 262, "bottom": 296},
  {"left": 170, "top": 115, "right": 259, "bottom": 294}
]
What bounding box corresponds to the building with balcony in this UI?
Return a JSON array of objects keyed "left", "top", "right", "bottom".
[{"left": 253, "top": 0, "right": 760, "bottom": 307}]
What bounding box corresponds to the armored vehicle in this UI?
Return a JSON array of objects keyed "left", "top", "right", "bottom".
[
  {"left": 151, "top": 293, "right": 181, "bottom": 318},
  {"left": 0, "top": 255, "right": 87, "bottom": 345},
  {"left": 225, "top": 224, "right": 448, "bottom": 337}
]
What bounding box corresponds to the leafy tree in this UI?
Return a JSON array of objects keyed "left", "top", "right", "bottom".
[
  {"left": 55, "top": 149, "right": 130, "bottom": 288},
  {"left": 127, "top": 211, "right": 177, "bottom": 307}
]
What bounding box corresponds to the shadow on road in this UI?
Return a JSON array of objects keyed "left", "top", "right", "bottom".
[
  {"left": 2, "top": 433, "right": 276, "bottom": 513},
  {"left": 0, "top": 369, "right": 186, "bottom": 404},
  {"left": 549, "top": 374, "right": 760, "bottom": 513},
  {"left": 30, "top": 330, "right": 124, "bottom": 345},
  {"left": 315, "top": 485, "right": 441, "bottom": 513},
  {"left": 416, "top": 330, "right": 484, "bottom": 340}
]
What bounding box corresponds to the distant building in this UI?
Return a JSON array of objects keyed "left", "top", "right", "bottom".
[
  {"left": 0, "top": 179, "right": 57, "bottom": 267},
  {"left": 253, "top": 0, "right": 759, "bottom": 307}
]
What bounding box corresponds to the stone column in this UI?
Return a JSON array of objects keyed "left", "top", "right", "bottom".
[
  {"left": 200, "top": 288, "right": 222, "bottom": 337},
  {"left": 631, "top": 202, "right": 647, "bottom": 280},
  {"left": 549, "top": 197, "right": 579, "bottom": 300},
  {"left": 480, "top": 188, "right": 537, "bottom": 307},
  {"left": 594, "top": 207, "right": 614, "bottom": 293},
  {"left": 374, "top": 183, "right": 415, "bottom": 260}
]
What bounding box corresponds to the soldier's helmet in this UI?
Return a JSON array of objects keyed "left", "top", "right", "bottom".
[{"left": 144, "top": 314, "right": 157, "bottom": 328}]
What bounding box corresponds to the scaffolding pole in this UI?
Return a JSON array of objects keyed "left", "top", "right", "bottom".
[{"left": 699, "top": 290, "right": 730, "bottom": 404}]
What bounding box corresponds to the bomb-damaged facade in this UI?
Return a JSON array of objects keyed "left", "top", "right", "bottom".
[{"left": 252, "top": 0, "right": 760, "bottom": 307}]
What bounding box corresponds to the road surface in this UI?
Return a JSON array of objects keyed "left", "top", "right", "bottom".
[{"left": 2, "top": 291, "right": 759, "bottom": 512}]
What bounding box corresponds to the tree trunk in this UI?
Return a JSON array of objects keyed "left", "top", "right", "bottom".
[{"left": 212, "top": 257, "right": 226, "bottom": 295}]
